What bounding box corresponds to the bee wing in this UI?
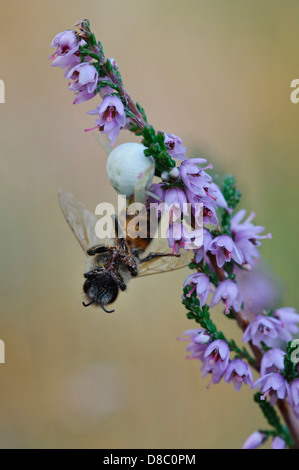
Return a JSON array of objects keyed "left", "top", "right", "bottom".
[
  {"left": 137, "top": 236, "right": 193, "bottom": 277},
  {"left": 58, "top": 189, "right": 102, "bottom": 253}
]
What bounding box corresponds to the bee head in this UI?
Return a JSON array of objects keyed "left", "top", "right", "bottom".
[{"left": 83, "top": 271, "right": 119, "bottom": 313}]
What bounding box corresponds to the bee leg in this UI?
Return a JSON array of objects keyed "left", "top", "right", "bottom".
[
  {"left": 140, "top": 252, "right": 181, "bottom": 263},
  {"left": 84, "top": 268, "right": 103, "bottom": 279},
  {"left": 87, "top": 245, "right": 114, "bottom": 256},
  {"left": 121, "top": 256, "right": 139, "bottom": 276},
  {"left": 129, "top": 248, "right": 141, "bottom": 257},
  {"left": 111, "top": 271, "right": 127, "bottom": 291}
]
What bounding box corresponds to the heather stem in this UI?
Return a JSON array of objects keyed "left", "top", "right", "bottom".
[{"left": 277, "top": 400, "right": 299, "bottom": 449}]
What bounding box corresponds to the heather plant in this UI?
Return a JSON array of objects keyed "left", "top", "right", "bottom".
[{"left": 50, "top": 19, "right": 299, "bottom": 449}]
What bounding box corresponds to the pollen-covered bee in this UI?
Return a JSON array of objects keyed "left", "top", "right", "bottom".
[{"left": 58, "top": 190, "right": 192, "bottom": 312}]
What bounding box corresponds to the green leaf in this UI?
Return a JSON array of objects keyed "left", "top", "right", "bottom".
[
  {"left": 97, "top": 81, "right": 121, "bottom": 93},
  {"left": 136, "top": 102, "right": 147, "bottom": 123},
  {"left": 219, "top": 175, "right": 242, "bottom": 234},
  {"left": 105, "top": 59, "right": 113, "bottom": 72},
  {"left": 253, "top": 393, "right": 293, "bottom": 447},
  {"left": 82, "top": 51, "right": 101, "bottom": 61},
  {"left": 222, "top": 175, "right": 242, "bottom": 210},
  {"left": 254, "top": 393, "right": 283, "bottom": 433},
  {"left": 89, "top": 33, "right": 97, "bottom": 46},
  {"left": 141, "top": 125, "right": 176, "bottom": 176},
  {"left": 98, "top": 41, "right": 104, "bottom": 55}
]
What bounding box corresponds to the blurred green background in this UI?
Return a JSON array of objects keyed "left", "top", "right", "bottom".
[{"left": 0, "top": 0, "right": 298, "bottom": 449}]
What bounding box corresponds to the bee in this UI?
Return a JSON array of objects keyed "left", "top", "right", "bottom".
[{"left": 58, "top": 190, "right": 192, "bottom": 312}]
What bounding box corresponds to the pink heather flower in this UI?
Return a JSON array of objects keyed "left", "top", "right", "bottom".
[
  {"left": 180, "top": 158, "right": 213, "bottom": 196},
  {"left": 185, "top": 185, "right": 206, "bottom": 204},
  {"left": 202, "top": 201, "right": 219, "bottom": 226},
  {"left": 289, "top": 378, "right": 299, "bottom": 408},
  {"left": 147, "top": 183, "right": 166, "bottom": 205},
  {"left": 230, "top": 209, "right": 270, "bottom": 237},
  {"left": 230, "top": 209, "right": 272, "bottom": 268},
  {"left": 164, "top": 133, "right": 187, "bottom": 161},
  {"left": 164, "top": 188, "right": 188, "bottom": 219},
  {"left": 260, "top": 349, "right": 285, "bottom": 376},
  {"left": 183, "top": 273, "right": 210, "bottom": 307},
  {"left": 164, "top": 187, "right": 187, "bottom": 208},
  {"left": 203, "top": 182, "right": 230, "bottom": 212},
  {"left": 167, "top": 222, "right": 193, "bottom": 254},
  {"left": 224, "top": 358, "right": 254, "bottom": 391},
  {"left": 273, "top": 307, "right": 299, "bottom": 335},
  {"left": 242, "top": 315, "right": 292, "bottom": 348},
  {"left": 271, "top": 436, "right": 286, "bottom": 449},
  {"left": 185, "top": 176, "right": 229, "bottom": 222},
  {"left": 209, "top": 235, "right": 243, "bottom": 268},
  {"left": 201, "top": 339, "right": 230, "bottom": 385},
  {"left": 253, "top": 372, "right": 289, "bottom": 406},
  {"left": 67, "top": 63, "right": 99, "bottom": 104},
  {"left": 242, "top": 431, "right": 266, "bottom": 449},
  {"left": 177, "top": 329, "right": 210, "bottom": 361},
  {"left": 88, "top": 96, "right": 126, "bottom": 146},
  {"left": 185, "top": 188, "right": 219, "bottom": 226},
  {"left": 184, "top": 228, "right": 204, "bottom": 251},
  {"left": 50, "top": 30, "right": 80, "bottom": 70},
  {"left": 180, "top": 328, "right": 210, "bottom": 345},
  {"left": 194, "top": 228, "right": 213, "bottom": 264},
  {"left": 210, "top": 279, "right": 242, "bottom": 314}
]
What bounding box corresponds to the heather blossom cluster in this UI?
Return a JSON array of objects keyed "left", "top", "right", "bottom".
[
  {"left": 50, "top": 25, "right": 127, "bottom": 145},
  {"left": 51, "top": 19, "right": 299, "bottom": 449}
]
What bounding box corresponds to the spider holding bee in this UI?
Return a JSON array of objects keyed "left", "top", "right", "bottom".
[{"left": 58, "top": 190, "right": 192, "bottom": 312}]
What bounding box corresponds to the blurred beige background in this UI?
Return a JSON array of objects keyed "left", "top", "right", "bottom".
[{"left": 0, "top": 0, "right": 298, "bottom": 449}]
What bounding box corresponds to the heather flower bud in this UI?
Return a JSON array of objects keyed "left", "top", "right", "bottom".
[
  {"left": 272, "top": 436, "right": 286, "bottom": 449},
  {"left": 108, "top": 57, "right": 118, "bottom": 69},
  {"left": 161, "top": 171, "right": 170, "bottom": 182},
  {"left": 242, "top": 431, "right": 266, "bottom": 449},
  {"left": 169, "top": 167, "right": 180, "bottom": 179},
  {"left": 106, "top": 143, "right": 155, "bottom": 199}
]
